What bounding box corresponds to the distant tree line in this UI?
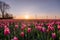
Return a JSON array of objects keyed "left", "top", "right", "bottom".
[{"left": 0, "top": 1, "right": 13, "bottom": 19}]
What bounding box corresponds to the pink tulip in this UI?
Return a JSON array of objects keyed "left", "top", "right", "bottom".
[
  {"left": 13, "top": 36, "right": 18, "bottom": 40},
  {"left": 21, "top": 24, "right": 26, "bottom": 30},
  {"left": 27, "top": 24, "right": 31, "bottom": 27},
  {"left": 21, "top": 26, "right": 25, "bottom": 30},
  {"left": 4, "top": 27, "right": 10, "bottom": 36},
  {"left": 4, "top": 25, "right": 7, "bottom": 28},
  {"left": 51, "top": 22, "right": 54, "bottom": 25},
  {"left": 22, "top": 24, "right": 26, "bottom": 27},
  {"left": 41, "top": 23, "right": 43, "bottom": 26},
  {"left": 48, "top": 26, "right": 55, "bottom": 31},
  {"left": 41, "top": 27, "right": 46, "bottom": 32},
  {"left": 36, "top": 24, "right": 41, "bottom": 26},
  {"left": 20, "top": 32, "right": 24, "bottom": 37},
  {"left": 15, "top": 24, "right": 18, "bottom": 28},
  {"left": 57, "top": 25, "right": 60, "bottom": 30},
  {"left": 36, "top": 26, "right": 42, "bottom": 31},
  {"left": 27, "top": 28, "right": 31, "bottom": 33},
  {"left": 52, "top": 33, "right": 56, "bottom": 39},
  {"left": 56, "top": 22, "right": 60, "bottom": 25}
]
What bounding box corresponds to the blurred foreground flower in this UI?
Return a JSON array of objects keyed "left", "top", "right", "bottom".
[
  {"left": 58, "top": 25, "right": 60, "bottom": 30},
  {"left": 42, "top": 27, "right": 46, "bottom": 32},
  {"left": 4, "top": 27, "right": 10, "bottom": 36},
  {"left": 27, "top": 28, "right": 31, "bottom": 33},
  {"left": 48, "top": 26, "right": 55, "bottom": 31},
  {"left": 20, "top": 32, "right": 25, "bottom": 37},
  {"left": 15, "top": 24, "right": 18, "bottom": 28},
  {"left": 13, "top": 36, "right": 18, "bottom": 40},
  {"left": 52, "top": 33, "right": 56, "bottom": 39}
]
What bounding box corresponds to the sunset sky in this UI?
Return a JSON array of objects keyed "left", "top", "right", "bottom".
[{"left": 0, "top": 0, "right": 60, "bottom": 19}]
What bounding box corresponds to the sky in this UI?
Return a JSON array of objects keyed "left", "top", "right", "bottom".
[{"left": 0, "top": 0, "right": 60, "bottom": 19}]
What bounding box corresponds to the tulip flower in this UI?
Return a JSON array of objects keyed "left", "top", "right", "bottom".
[
  {"left": 21, "top": 25, "right": 26, "bottom": 30},
  {"left": 4, "top": 27, "right": 10, "bottom": 36},
  {"left": 52, "top": 33, "right": 56, "bottom": 39},
  {"left": 20, "top": 32, "right": 24, "bottom": 37},
  {"left": 13, "top": 36, "right": 18, "bottom": 40},
  {"left": 41, "top": 27, "right": 46, "bottom": 32},
  {"left": 4, "top": 25, "right": 7, "bottom": 28},
  {"left": 27, "top": 24, "right": 31, "bottom": 27},
  {"left": 22, "top": 24, "right": 26, "bottom": 27},
  {"left": 15, "top": 24, "right": 18, "bottom": 28},
  {"left": 57, "top": 25, "right": 60, "bottom": 30},
  {"left": 27, "top": 28, "right": 31, "bottom": 33},
  {"left": 41, "top": 23, "right": 43, "bottom": 26},
  {"left": 36, "top": 26, "right": 42, "bottom": 31},
  {"left": 48, "top": 26, "right": 55, "bottom": 31}
]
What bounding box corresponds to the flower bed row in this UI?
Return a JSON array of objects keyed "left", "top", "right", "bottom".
[{"left": 0, "top": 20, "right": 60, "bottom": 40}]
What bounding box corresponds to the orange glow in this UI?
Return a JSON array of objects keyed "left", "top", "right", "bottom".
[
  {"left": 24, "top": 15, "right": 29, "bottom": 19},
  {"left": 14, "top": 15, "right": 34, "bottom": 19}
]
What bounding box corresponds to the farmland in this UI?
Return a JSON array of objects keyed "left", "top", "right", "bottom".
[{"left": 0, "top": 19, "right": 60, "bottom": 40}]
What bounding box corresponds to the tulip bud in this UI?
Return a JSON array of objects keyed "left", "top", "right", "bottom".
[
  {"left": 4, "top": 25, "right": 7, "bottom": 28},
  {"left": 22, "top": 24, "right": 26, "bottom": 27},
  {"left": 42, "top": 27, "right": 46, "bottom": 32},
  {"left": 13, "top": 36, "right": 18, "bottom": 40},
  {"left": 36, "top": 26, "right": 42, "bottom": 31},
  {"left": 27, "top": 28, "right": 31, "bottom": 33},
  {"left": 15, "top": 24, "right": 18, "bottom": 28},
  {"left": 52, "top": 33, "right": 56, "bottom": 39},
  {"left": 20, "top": 32, "right": 24, "bottom": 37}
]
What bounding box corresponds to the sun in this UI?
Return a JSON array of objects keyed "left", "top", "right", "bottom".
[{"left": 25, "top": 15, "right": 29, "bottom": 19}]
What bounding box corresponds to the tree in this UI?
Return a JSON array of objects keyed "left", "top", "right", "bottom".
[
  {"left": 0, "top": 1, "right": 10, "bottom": 18},
  {"left": 4, "top": 13, "right": 9, "bottom": 18},
  {"left": 4, "top": 12, "right": 13, "bottom": 19}
]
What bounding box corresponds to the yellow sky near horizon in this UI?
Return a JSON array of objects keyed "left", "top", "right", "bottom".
[{"left": 14, "top": 15, "right": 60, "bottom": 19}]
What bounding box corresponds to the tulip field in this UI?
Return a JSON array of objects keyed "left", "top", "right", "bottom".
[{"left": 0, "top": 19, "right": 60, "bottom": 40}]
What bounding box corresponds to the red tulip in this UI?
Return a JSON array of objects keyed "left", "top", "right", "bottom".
[
  {"left": 48, "top": 26, "right": 55, "bottom": 31},
  {"left": 4, "top": 27, "right": 10, "bottom": 36},
  {"left": 13, "top": 36, "right": 18, "bottom": 40},
  {"left": 27, "top": 28, "right": 31, "bottom": 33},
  {"left": 52, "top": 33, "right": 56, "bottom": 39},
  {"left": 51, "top": 22, "right": 54, "bottom": 25},
  {"left": 20, "top": 32, "right": 24, "bottom": 37}
]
